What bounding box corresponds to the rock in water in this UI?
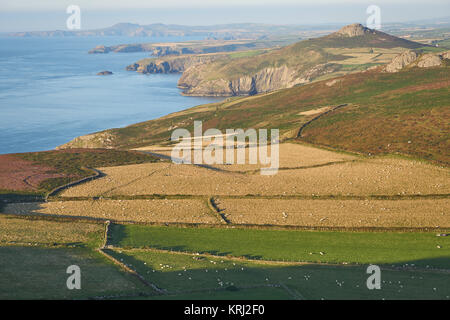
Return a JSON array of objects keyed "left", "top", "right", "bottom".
[{"left": 97, "top": 71, "right": 113, "bottom": 76}]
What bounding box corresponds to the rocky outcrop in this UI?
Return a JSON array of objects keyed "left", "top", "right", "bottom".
[
  {"left": 417, "top": 53, "right": 444, "bottom": 68},
  {"left": 334, "top": 23, "right": 372, "bottom": 37},
  {"left": 178, "top": 63, "right": 341, "bottom": 96},
  {"left": 57, "top": 132, "right": 116, "bottom": 150},
  {"left": 384, "top": 50, "right": 419, "bottom": 73},
  {"left": 384, "top": 50, "right": 449, "bottom": 72}
]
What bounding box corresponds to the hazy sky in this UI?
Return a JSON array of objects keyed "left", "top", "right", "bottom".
[{"left": 1, "top": 0, "right": 449, "bottom": 32}]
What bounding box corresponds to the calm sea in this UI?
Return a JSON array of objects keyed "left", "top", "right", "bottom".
[{"left": 0, "top": 36, "right": 221, "bottom": 154}]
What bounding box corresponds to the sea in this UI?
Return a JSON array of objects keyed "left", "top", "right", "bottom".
[{"left": 0, "top": 36, "right": 222, "bottom": 154}]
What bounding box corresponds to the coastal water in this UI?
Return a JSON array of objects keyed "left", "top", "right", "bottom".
[{"left": 0, "top": 36, "right": 221, "bottom": 154}]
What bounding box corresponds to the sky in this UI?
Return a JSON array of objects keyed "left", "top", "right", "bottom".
[{"left": 1, "top": 0, "right": 449, "bottom": 32}]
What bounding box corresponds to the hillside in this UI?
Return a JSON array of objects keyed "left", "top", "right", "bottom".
[
  {"left": 0, "top": 149, "right": 159, "bottom": 202},
  {"left": 167, "top": 24, "right": 427, "bottom": 96},
  {"left": 59, "top": 55, "right": 450, "bottom": 165}
]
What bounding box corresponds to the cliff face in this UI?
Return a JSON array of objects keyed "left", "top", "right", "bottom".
[
  {"left": 126, "top": 54, "right": 226, "bottom": 74},
  {"left": 178, "top": 63, "right": 340, "bottom": 96}
]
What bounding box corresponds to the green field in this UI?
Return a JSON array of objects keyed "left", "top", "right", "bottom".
[
  {"left": 108, "top": 225, "right": 450, "bottom": 269},
  {"left": 1, "top": 216, "right": 449, "bottom": 299},
  {"left": 0, "top": 246, "right": 144, "bottom": 300},
  {"left": 107, "top": 248, "right": 450, "bottom": 300},
  {"left": 0, "top": 217, "right": 147, "bottom": 299}
]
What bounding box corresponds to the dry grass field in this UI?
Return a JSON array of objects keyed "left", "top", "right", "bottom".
[
  {"left": 135, "top": 142, "right": 358, "bottom": 172},
  {"left": 216, "top": 198, "right": 449, "bottom": 228},
  {"left": 3, "top": 143, "right": 447, "bottom": 228},
  {"left": 59, "top": 155, "right": 448, "bottom": 198},
  {"left": 0, "top": 216, "right": 103, "bottom": 245},
  {"left": 2, "top": 199, "right": 218, "bottom": 224},
  {"left": 325, "top": 47, "right": 405, "bottom": 65}
]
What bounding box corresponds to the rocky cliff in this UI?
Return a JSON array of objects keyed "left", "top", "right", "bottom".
[
  {"left": 178, "top": 63, "right": 340, "bottom": 96},
  {"left": 126, "top": 54, "right": 226, "bottom": 74}
]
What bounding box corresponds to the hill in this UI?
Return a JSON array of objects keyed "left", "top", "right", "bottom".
[
  {"left": 8, "top": 22, "right": 331, "bottom": 39},
  {"left": 59, "top": 54, "right": 450, "bottom": 165},
  {"left": 166, "top": 24, "right": 427, "bottom": 96}
]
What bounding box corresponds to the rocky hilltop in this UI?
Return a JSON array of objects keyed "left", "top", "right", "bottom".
[{"left": 334, "top": 23, "right": 372, "bottom": 37}]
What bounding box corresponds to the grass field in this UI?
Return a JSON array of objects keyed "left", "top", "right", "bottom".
[
  {"left": 0, "top": 246, "right": 144, "bottom": 299},
  {"left": 3, "top": 199, "right": 220, "bottom": 224},
  {"left": 108, "top": 225, "right": 450, "bottom": 269},
  {"left": 217, "top": 198, "right": 450, "bottom": 228},
  {"left": 106, "top": 248, "right": 450, "bottom": 300},
  {"left": 1, "top": 215, "right": 449, "bottom": 299},
  {"left": 0, "top": 216, "right": 103, "bottom": 247},
  {"left": 57, "top": 157, "right": 449, "bottom": 198},
  {"left": 0, "top": 216, "right": 147, "bottom": 299}
]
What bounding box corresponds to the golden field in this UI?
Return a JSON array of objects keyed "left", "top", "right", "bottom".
[
  {"left": 216, "top": 198, "right": 449, "bottom": 228},
  {"left": 59, "top": 157, "right": 448, "bottom": 197},
  {"left": 3, "top": 143, "right": 447, "bottom": 228},
  {"left": 2, "top": 199, "right": 219, "bottom": 224}
]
